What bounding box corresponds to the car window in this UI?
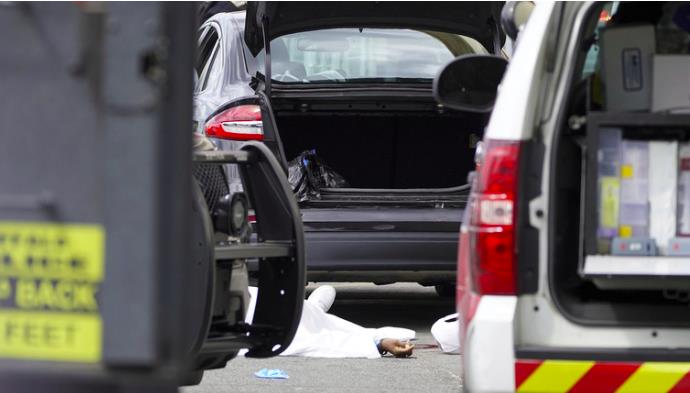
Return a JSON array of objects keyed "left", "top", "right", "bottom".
[
  {"left": 197, "top": 26, "right": 208, "bottom": 46},
  {"left": 201, "top": 42, "right": 221, "bottom": 92},
  {"left": 195, "top": 28, "right": 219, "bottom": 92},
  {"left": 259, "top": 28, "right": 487, "bottom": 84}
]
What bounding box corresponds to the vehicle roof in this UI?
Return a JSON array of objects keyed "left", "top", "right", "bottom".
[{"left": 203, "top": 10, "right": 246, "bottom": 41}]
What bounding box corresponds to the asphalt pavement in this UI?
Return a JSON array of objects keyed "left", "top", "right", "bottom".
[{"left": 183, "top": 283, "right": 461, "bottom": 393}]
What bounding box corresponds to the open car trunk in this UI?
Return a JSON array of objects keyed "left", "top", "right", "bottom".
[{"left": 276, "top": 110, "right": 485, "bottom": 206}]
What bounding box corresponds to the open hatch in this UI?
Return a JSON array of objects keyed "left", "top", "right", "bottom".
[
  {"left": 243, "top": 2, "right": 505, "bottom": 205},
  {"left": 550, "top": 2, "right": 690, "bottom": 326}
]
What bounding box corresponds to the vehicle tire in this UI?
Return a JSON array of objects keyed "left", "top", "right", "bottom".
[{"left": 435, "top": 283, "right": 456, "bottom": 298}]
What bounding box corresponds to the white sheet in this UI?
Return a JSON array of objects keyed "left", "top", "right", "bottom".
[
  {"left": 244, "top": 287, "right": 415, "bottom": 358},
  {"left": 431, "top": 313, "right": 460, "bottom": 354}
]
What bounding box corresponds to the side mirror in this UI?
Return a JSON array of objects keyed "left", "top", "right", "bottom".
[
  {"left": 433, "top": 55, "right": 508, "bottom": 113},
  {"left": 501, "top": 1, "right": 535, "bottom": 41}
]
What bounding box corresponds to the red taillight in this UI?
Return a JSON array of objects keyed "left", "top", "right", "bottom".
[
  {"left": 468, "top": 139, "right": 521, "bottom": 295},
  {"left": 205, "top": 105, "right": 264, "bottom": 141}
]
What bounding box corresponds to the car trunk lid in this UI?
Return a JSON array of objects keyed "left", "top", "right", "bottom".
[{"left": 244, "top": 2, "right": 506, "bottom": 57}]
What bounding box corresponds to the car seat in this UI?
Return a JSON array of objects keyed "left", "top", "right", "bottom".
[{"left": 271, "top": 39, "right": 307, "bottom": 81}]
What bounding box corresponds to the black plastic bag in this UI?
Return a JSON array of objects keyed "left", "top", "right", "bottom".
[{"left": 288, "top": 150, "right": 349, "bottom": 201}]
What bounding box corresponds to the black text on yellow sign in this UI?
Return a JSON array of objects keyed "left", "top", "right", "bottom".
[
  {"left": 0, "top": 310, "right": 101, "bottom": 362},
  {"left": 0, "top": 221, "right": 104, "bottom": 363},
  {"left": 0, "top": 278, "right": 99, "bottom": 312}
]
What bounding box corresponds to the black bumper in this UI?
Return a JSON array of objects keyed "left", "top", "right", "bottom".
[{"left": 302, "top": 208, "right": 462, "bottom": 283}]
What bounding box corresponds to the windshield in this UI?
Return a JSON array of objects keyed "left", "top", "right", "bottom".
[{"left": 259, "top": 28, "right": 487, "bottom": 84}]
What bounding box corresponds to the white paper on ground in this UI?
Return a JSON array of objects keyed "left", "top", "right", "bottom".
[
  {"left": 431, "top": 313, "right": 461, "bottom": 354},
  {"left": 649, "top": 141, "right": 678, "bottom": 254}
]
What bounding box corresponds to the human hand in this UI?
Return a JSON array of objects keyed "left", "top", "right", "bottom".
[{"left": 379, "top": 338, "right": 415, "bottom": 358}]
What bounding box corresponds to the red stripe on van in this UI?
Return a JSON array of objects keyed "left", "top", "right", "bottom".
[
  {"left": 515, "top": 360, "right": 543, "bottom": 388},
  {"left": 669, "top": 371, "right": 690, "bottom": 393},
  {"left": 567, "top": 362, "right": 640, "bottom": 393}
]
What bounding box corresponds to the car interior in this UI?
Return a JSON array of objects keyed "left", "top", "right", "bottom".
[{"left": 277, "top": 111, "right": 486, "bottom": 190}]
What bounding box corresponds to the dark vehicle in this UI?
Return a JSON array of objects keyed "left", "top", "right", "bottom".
[{"left": 194, "top": 2, "right": 505, "bottom": 294}]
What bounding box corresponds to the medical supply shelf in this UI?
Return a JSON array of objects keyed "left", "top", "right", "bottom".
[{"left": 581, "top": 112, "right": 690, "bottom": 290}]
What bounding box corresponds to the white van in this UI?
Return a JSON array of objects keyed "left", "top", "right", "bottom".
[{"left": 435, "top": 2, "right": 690, "bottom": 392}]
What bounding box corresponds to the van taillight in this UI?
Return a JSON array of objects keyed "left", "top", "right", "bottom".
[
  {"left": 468, "top": 139, "right": 521, "bottom": 295},
  {"left": 205, "top": 105, "right": 264, "bottom": 141}
]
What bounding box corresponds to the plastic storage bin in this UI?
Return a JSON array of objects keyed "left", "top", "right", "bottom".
[
  {"left": 596, "top": 127, "right": 622, "bottom": 241},
  {"left": 619, "top": 140, "right": 649, "bottom": 238}
]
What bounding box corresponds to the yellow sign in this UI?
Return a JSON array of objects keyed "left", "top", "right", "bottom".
[
  {"left": 0, "top": 310, "right": 101, "bottom": 362},
  {"left": 0, "top": 221, "right": 104, "bottom": 363}
]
